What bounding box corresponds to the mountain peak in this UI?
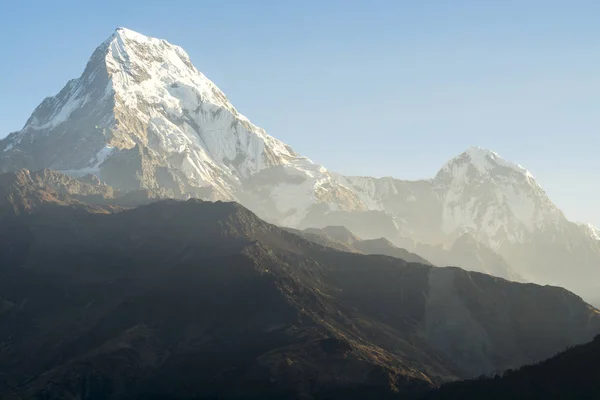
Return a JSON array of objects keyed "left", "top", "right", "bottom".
[
  {"left": 108, "top": 27, "right": 191, "bottom": 61},
  {"left": 104, "top": 26, "right": 197, "bottom": 80},
  {"left": 465, "top": 146, "right": 532, "bottom": 175},
  {"left": 113, "top": 27, "right": 148, "bottom": 41},
  {"left": 102, "top": 26, "right": 227, "bottom": 112},
  {"left": 1, "top": 27, "right": 337, "bottom": 219},
  {"left": 464, "top": 146, "right": 499, "bottom": 159},
  {"left": 436, "top": 146, "right": 538, "bottom": 185},
  {"left": 430, "top": 146, "right": 564, "bottom": 248}
]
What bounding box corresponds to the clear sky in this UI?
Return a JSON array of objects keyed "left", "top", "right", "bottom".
[{"left": 1, "top": 0, "right": 599, "bottom": 225}]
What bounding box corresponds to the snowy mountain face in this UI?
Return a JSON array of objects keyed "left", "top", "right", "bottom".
[
  {"left": 338, "top": 148, "right": 600, "bottom": 299},
  {"left": 580, "top": 223, "right": 600, "bottom": 241},
  {"left": 0, "top": 28, "right": 365, "bottom": 225},
  {"left": 1, "top": 28, "right": 599, "bottom": 302},
  {"left": 434, "top": 147, "right": 565, "bottom": 249},
  {"left": 338, "top": 147, "right": 564, "bottom": 248}
]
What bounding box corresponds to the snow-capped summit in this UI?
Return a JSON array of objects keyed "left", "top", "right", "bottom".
[
  {"left": 105, "top": 27, "right": 239, "bottom": 116},
  {"left": 436, "top": 147, "right": 538, "bottom": 185},
  {"left": 339, "top": 147, "right": 565, "bottom": 250},
  {"left": 336, "top": 147, "right": 600, "bottom": 297},
  {"left": 432, "top": 146, "right": 563, "bottom": 248},
  {"left": 101, "top": 26, "right": 298, "bottom": 179},
  {"left": 114, "top": 26, "right": 152, "bottom": 41},
  {"left": 1, "top": 28, "right": 365, "bottom": 223}
]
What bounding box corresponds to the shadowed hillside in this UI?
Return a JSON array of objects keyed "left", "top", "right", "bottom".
[
  {"left": 423, "top": 334, "right": 600, "bottom": 399},
  {"left": 0, "top": 170, "right": 598, "bottom": 399}
]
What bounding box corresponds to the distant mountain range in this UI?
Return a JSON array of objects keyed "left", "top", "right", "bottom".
[
  {"left": 0, "top": 169, "right": 598, "bottom": 399},
  {"left": 2, "top": 28, "right": 598, "bottom": 305},
  {"left": 1, "top": 28, "right": 598, "bottom": 304}
]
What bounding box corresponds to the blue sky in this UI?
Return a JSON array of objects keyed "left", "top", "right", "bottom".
[{"left": 1, "top": 1, "right": 599, "bottom": 225}]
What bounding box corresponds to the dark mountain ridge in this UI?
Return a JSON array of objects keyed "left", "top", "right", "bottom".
[
  {"left": 295, "top": 226, "right": 432, "bottom": 265},
  {"left": 424, "top": 334, "right": 600, "bottom": 399},
  {"left": 0, "top": 170, "right": 598, "bottom": 399}
]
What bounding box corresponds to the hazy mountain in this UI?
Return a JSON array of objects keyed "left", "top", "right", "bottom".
[
  {"left": 0, "top": 172, "right": 598, "bottom": 398},
  {"left": 403, "top": 235, "right": 522, "bottom": 282},
  {"left": 337, "top": 148, "right": 600, "bottom": 303},
  {"left": 1, "top": 28, "right": 599, "bottom": 303},
  {"left": 423, "top": 334, "right": 600, "bottom": 399},
  {"left": 296, "top": 226, "right": 522, "bottom": 282},
  {"left": 298, "top": 225, "right": 432, "bottom": 265},
  {"left": 299, "top": 213, "right": 522, "bottom": 282}
]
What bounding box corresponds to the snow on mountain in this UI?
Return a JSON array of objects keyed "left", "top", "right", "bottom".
[
  {"left": 433, "top": 147, "right": 565, "bottom": 249},
  {"left": 446, "top": 147, "right": 537, "bottom": 181},
  {"left": 0, "top": 27, "right": 365, "bottom": 224},
  {"left": 431, "top": 148, "right": 600, "bottom": 298},
  {"left": 337, "top": 147, "right": 568, "bottom": 248},
  {"left": 330, "top": 147, "right": 600, "bottom": 302},
  {"left": 579, "top": 223, "right": 600, "bottom": 241}
]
